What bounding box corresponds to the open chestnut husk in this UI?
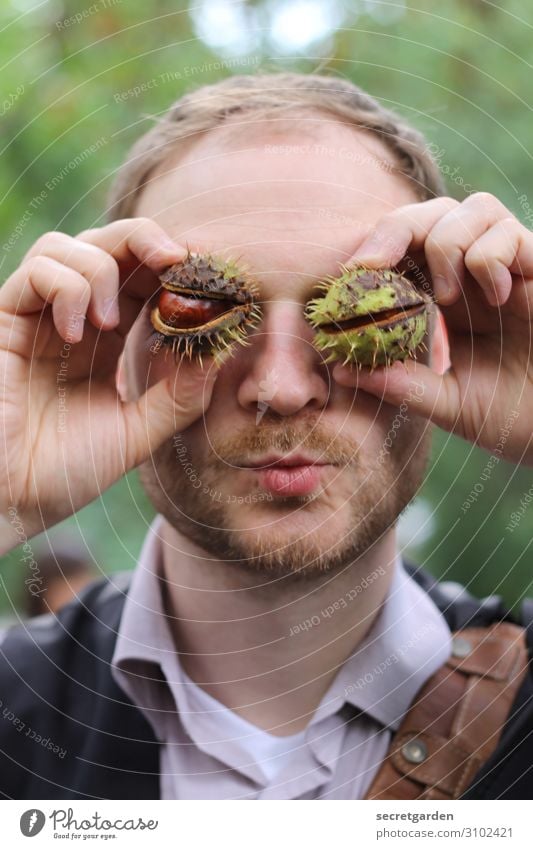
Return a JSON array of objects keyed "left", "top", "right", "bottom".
[
  {"left": 151, "top": 251, "right": 262, "bottom": 363},
  {"left": 305, "top": 265, "right": 434, "bottom": 370}
]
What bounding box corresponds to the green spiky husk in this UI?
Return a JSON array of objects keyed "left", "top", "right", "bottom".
[
  {"left": 312, "top": 310, "right": 429, "bottom": 367},
  {"left": 305, "top": 266, "right": 432, "bottom": 368},
  {"left": 152, "top": 251, "right": 261, "bottom": 363}
]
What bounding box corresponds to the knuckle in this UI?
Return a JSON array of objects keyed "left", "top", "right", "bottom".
[
  {"left": 91, "top": 251, "right": 119, "bottom": 280},
  {"left": 76, "top": 227, "right": 99, "bottom": 241},
  {"left": 465, "top": 191, "right": 501, "bottom": 212},
  {"left": 104, "top": 216, "right": 162, "bottom": 249},
  {"left": 500, "top": 216, "right": 519, "bottom": 230},
  {"left": 419, "top": 197, "right": 459, "bottom": 216},
  {"left": 24, "top": 255, "right": 54, "bottom": 276},
  {"left": 440, "top": 197, "right": 460, "bottom": 212},
  {"left": 424, "top": 231, "right": 450, "bottom": 256},
  {"left": 469, "top": 191, "right": 494, "bottom": 203},
  {"left": 33, "top": 230, "right": 68, "bottom": 252},
  {"left": 120, "top": 216, "right": 155, "bottom": 234}
]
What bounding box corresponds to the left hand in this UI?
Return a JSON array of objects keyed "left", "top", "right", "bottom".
[{"left": 332, "top": 193, "right": 533, "bottom": 466}]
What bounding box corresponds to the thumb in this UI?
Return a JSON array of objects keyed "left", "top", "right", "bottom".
[
  {"left": 332, "top": 358, "right": 460, "bottom": 434},
  {"left": 120, "top": 357, "right": 219, "bottom": 470}
]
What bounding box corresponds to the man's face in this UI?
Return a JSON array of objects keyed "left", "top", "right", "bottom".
[{"left": 126, "top": 116, "right": 433, "bottom": 576}]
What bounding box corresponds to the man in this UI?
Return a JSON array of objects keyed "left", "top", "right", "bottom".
[{"left": 0, "top": 73, "right": 532, "bottom": 800}]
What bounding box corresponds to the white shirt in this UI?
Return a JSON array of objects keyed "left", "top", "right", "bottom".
[{"left": 111, "top": 515, "right": 452, "bottom": 799}]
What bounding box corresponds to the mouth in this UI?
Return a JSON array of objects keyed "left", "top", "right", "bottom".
[
  {"left": 241, "top": 453, "right": 330, "bottom": 469},
  {"left": 240, "top": 454, "right": 334, "bottom": 497}
]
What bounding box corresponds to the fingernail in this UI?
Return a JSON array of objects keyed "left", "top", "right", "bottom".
[
  {"left": 432, "top": 275, "right": 452, "bottom": 301},
  {"left": 356, "top": 236, "right": 382, "bottom": 259},
  {"left": 490, "top": 269, "right": 511, "bottom": 305},
  {"left": 102, "top": 297, "right": 119, "bottom": 324},
  {"left": 160, "top": 236, "right": 181, "bottom": 252}
]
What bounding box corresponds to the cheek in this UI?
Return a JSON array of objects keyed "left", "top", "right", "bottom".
[
  {"left": 345, "top": 393, "right": 417, "bottom": 460},
  {"left": 336, "top": 383, "right": 397, "bottom": 435}
]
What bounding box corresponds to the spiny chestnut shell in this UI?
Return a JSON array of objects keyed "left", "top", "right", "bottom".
[
  {"left": 305, "top": 266, "right": 433, "bottom": 369},
  {"left": 151, "top": 251, "right": 261, "bottom": 362}
]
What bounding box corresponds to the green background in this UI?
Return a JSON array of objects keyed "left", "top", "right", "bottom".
[{"left": 1, "top": 0, "right": 532, "bottom": 618}]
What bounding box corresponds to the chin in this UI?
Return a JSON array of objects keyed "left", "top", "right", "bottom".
[
  {"left": 216, "top": 507, "right": 389, "bottom": 579},
  {"left": 182, "top": 494, "right": 392, "bottom": 580},
  {"left": 222, "top": 485, "right": 350, "bottom": 534}
]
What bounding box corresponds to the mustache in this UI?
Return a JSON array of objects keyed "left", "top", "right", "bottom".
[{"left": 208, "top": 419, "right": 359, "bottom": 468}]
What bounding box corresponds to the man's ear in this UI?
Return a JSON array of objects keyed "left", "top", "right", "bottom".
[{"left": 429, "top": 306, "right": 450, "bottom": 375}]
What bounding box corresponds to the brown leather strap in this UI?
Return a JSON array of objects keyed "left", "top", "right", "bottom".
[{"left": 364, "top": 622, "right": 529, "bottom": 799}]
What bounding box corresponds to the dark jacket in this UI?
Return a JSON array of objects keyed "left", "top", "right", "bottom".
[{"left": 0, "top": 565, "right": 531, "bottom": 800}]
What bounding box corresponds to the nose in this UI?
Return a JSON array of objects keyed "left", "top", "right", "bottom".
[{"left": 236, "top": 302, "right": 330, "bottom": 417}]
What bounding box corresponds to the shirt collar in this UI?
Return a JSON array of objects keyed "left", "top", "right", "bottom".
[
  {"left": 320, "top": 557, "right": 452, "bottom": 730},
  {"left": 111, "top": 514, "right": 170, "bottom": 669},
  {"left": 111, "top": 515, "right": 451, "bottom": 748}
]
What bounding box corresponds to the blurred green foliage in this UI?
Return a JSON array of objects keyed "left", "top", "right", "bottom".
[{"left": 1, "top": 0, "right": 532, "bottom": 619}]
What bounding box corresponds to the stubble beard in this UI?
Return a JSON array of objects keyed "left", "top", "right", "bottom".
[{"left": 139, "top": 416, "right": 432, "bottom": 581}]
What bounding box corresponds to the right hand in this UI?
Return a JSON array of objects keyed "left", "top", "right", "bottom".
[{"left": 0, "top": 218, "right": 218, "bottom": 553}]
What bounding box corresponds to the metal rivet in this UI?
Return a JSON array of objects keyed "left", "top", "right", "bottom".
[
  {"left": 401, "top": 738, "right": 428, "bottom": 764},
  {"left": 452, "top": 636, "right": 472, "bottom": 658}
]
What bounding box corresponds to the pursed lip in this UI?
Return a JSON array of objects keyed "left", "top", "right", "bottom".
[{"left": 240, "top": 453, "right": 332, "bottom": 469}]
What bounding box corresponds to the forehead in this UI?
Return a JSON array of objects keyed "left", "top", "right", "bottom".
[{"left": 134, "top": 116, "right": 418, "bottom": 279}]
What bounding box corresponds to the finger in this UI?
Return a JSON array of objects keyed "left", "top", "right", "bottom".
[
  {"left": 23, "top": 231, "right": 120, "bottom": 329},
  {"left": 423, "top": 194, "right": 516, "bottom": 305},
  {"left": 353, "top": 197, "right": 460, "bottom": 272},
  {"left": 464, "top": 218, "right": 533, "bottom": 308},
  {"left": 120, "top": 358, "right": 219, "bottom": 471},
  {"left": 354, "top": 194, "right": 513, "bottom": 304},
  {"left": 0, "top": 256, "right": 91, "bottom": 343},
  {"left": 76, "top": 217, "right": 187, "bottom": 297},
  {"left": 332, "top": 358, "right": 460, "bottom": 435}
]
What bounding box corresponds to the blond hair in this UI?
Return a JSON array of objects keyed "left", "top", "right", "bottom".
[{"left": 107, "top": 72, "right": 445, "bottom": 219}]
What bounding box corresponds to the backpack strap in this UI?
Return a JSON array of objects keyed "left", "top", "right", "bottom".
[{"left": 364, "top": 621, "right": 529, "bottom": 800}]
